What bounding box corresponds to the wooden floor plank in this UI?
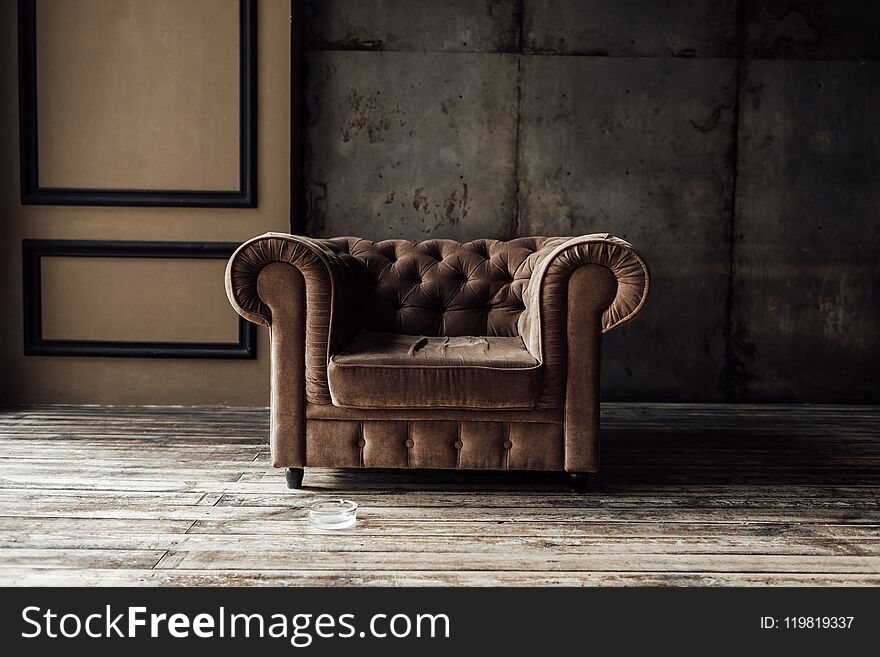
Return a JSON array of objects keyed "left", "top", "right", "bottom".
[
  {"left": 150, "top": 549, "right": 880, "bottom": 573},
  {"left": 212, "top": 491, "right": 880, "bottom": 509},
  {"left": 1, "top": 569, "right": 877, "bottom": 587},
  {"left": 0, "top": 548, "right": 166, "bottom": 570},
  {"left": 186, "top": 519, "right": 880, "bottom": 540},
  {"left": 0, "top": 474, "right": 876, "bottom": 497},
  {"left": 2, "top": 532, "right": 878, "bottom": 557},
  {"left": 3, "top": 502, "right": 877, "bottom": 524}
]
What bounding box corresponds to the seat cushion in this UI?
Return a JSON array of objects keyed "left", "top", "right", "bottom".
[{"left": 328, "top": 331, "right": 542, "bottom": 410}]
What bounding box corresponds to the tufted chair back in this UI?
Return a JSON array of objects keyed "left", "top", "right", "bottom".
[{"left": 321, "top": 237, "right": 557, "bottom": 337}]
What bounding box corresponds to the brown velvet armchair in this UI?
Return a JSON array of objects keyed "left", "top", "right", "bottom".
[{"left": 226, "top": 233, "right": 649, "bottom": 490}]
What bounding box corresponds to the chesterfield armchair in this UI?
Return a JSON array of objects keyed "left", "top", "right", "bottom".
[{"left": 226, "top": 233, "right": 649, "bottom": 490}]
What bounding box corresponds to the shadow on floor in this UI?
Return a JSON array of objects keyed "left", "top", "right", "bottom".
[{"left": 311, "top": 412, "right": 880, "bottom": 491}]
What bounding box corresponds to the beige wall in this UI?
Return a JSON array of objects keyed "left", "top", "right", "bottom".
[
  {"left": 36, "top": 0, "right": 241, "bottom": 191},
  {"left": 40, "top": 257, "right": 238, "bottom": 343},
  {"left": 0, "top": 0, "right": 291, "bottom": 405}
]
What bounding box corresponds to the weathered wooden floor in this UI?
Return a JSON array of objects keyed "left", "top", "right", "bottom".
[{"left": 0, "top": 404, "right": 878, "bottom": 586}]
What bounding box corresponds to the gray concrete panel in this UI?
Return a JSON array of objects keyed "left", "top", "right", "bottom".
[
  {"left": 303, "top": 51, "right": 518, "bottom": 241},
  {"left": 519, "top": 56, "right": 738, "bottom": 400},
  {"left": 745, "top": 0, "right": 880, "bottom": 60},
  {"left": 732, "top": 60, "right": 880, "bottom": 402},
  {"left": 304, "top": 0, "right": 520, "bottom": 53},
  {"left": 524, "top": 0, "right": 739, "bottom": 57}
]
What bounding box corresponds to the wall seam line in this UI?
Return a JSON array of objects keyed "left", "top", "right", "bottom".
[
  {"left": 511, "top": 0, "right": 525, "bottom": 238},
  {"left": 723, "top": 0, "right": 747, "bottom": 401}
]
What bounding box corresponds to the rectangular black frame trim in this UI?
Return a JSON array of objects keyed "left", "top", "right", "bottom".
[
  {"left": 290, "top": 0, "right": 303, "bottom": 232},
  {"left": 18, "top": 0, "right": 257, "bottom": 208},
  {"left": 22, "top": 240, "right": 256, "bottom": 359}
]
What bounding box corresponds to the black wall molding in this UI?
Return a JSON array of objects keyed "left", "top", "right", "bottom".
[
  {"left": 22, "top": 240, "right": 256, "bottom": 359},
  {"left": 291, "top": 0, "right": 303, "bottom": 232},
  {"left": 18, "top": 0, "right": 258, "bottom": 208}
]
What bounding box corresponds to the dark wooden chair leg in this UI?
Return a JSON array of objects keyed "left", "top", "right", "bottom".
[
  {"left": 569, "top": 472, "right": 589, "bottom": 492},
  {"left": 285, "top": 467, "right": 304, "bottom": 489}
]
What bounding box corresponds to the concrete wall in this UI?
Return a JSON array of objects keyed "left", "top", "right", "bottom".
[{"left": 302, "top": 0, "right": 880, "bottom": 403}]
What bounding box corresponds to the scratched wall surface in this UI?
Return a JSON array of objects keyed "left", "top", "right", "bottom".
[
  {"left": 303, "top": 51, "right": 518, "bottom": 241},
  {"left": 301, "top": 0, "right": 880, "bottom": 403},
  {"left": 733, "top": 60, "right": 880, "bottom": 402}
]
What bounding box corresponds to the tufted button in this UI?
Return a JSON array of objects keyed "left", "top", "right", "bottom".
[
  {"left": 405, "top": 438, "right": 414, "bottom": 448},
  {"left": 356, "top": 438, "right": 366, "bottom": 447},
  {"left": 503, "top": 440, "right": 513, "bottom": 450},
  {"left": 453, "top": 440, "right": 463, "bottom": 449}
]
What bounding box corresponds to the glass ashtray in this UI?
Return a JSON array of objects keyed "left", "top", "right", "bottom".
[{"left": 308, "top": 499, "right": 358, "bottom": 529}]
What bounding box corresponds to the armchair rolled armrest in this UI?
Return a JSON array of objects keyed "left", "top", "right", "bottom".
[
  {"left": 225, "top": 233, "right": 365, "bottom": 466},
  {"left": 519, "top": 234, "right": 650, "bottom": 356},
  {"left": 518, "top": 233, "right": 650, "bottom": 472},
  {"left": 226, "top": 232, "right": 352, "bottom": 327}
]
